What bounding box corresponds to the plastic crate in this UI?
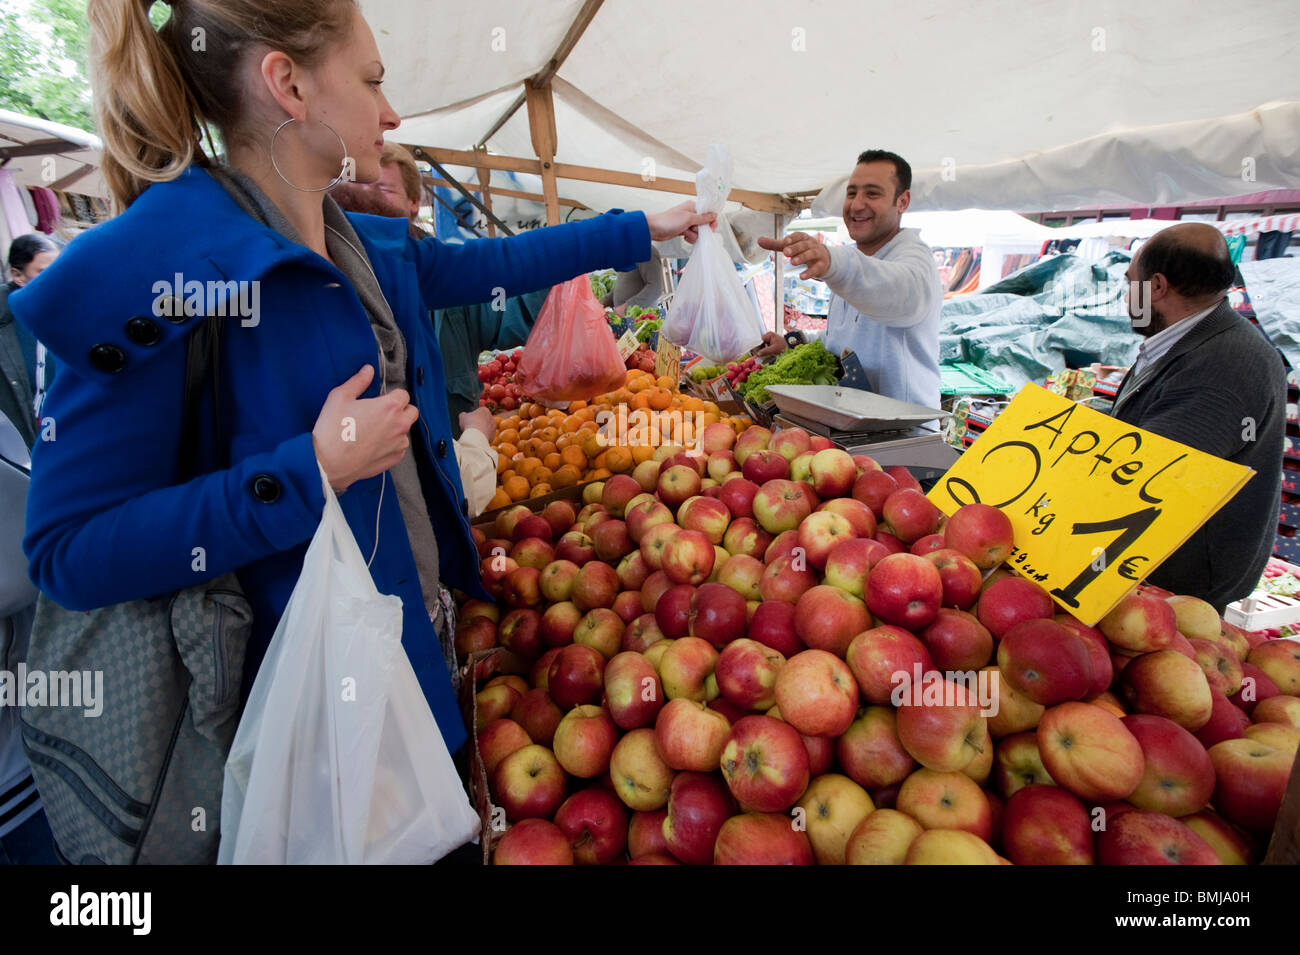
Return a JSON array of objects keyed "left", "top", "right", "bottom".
[
  {"left": 1225, "top": 557, "right": 1300, "bottom": 630},
  {"left": 941, "top": 362, "right": 1014, "bottom": 397}
]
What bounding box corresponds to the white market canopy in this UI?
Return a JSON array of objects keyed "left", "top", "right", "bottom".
[
  {"left": 363, "top": 0, "right": 1300, "bottom": 219},
  {"left": 0, "top": 108, "right": 105, "bottom": 198}
]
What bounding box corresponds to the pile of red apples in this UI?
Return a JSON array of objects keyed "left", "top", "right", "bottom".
[{"left": 458, "top": 422, "right": 1300, "bottom": 865}]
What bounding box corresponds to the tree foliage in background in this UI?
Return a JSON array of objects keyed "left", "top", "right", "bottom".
[{"left": 0, "top": 0, "right": 167, "bottom": 132}]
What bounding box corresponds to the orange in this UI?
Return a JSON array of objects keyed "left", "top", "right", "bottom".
[
  {"left": 487, "top": 488, "right": 512, "bottom": 511},
  {"left": 497, "top": 442, "right": 518, "bottom": 460},
  {"left": 497, "top": 428, "right": 519, "bottom": 446},
  {"left": 648, "top": 388, "right": 672, "bottom": 411},
  {"left": 656, "top": 375, "right": 675, "bottom": 391},
  {"left": 516, "top": 457, "right": 540, "bottom": 479},
  {"left": 569, "top": 399, "right": 588, "bottom": 412},
  {"left": 561, "top": 445, "right": 587, "bottom": 470},
  {"left": 537, "top": 441, "right": 558, "bottom": 460},
  {"left": 529, "top": 468, "right": 553, "bottom": 489},
  {"left": 496, "top": 455, "right": 511, "bottom": 476},
  {"left": 529, "top": 483, "right": 553, "bottom": 499},
  {"left": 543, "top": 452, "right": 562, "bottom": 471},
  {"left": 582, "top": 434, "right": 605, "bottom": 460},
  {"left": 551, "top": 465, "right": 581, "bottom": 488},
  {"left": 627, "top": 376, "right": 650, "bottom": 394},
  {"left": 590, "top": 468, "right": 612, "bottom": 481},
  {"left": 631, "top": 445, "right": 655, "bottom": 465},
  {"left": 631, "top": 392, "right": 651, "bottom": 412},
  {"left": 606, "top": 447, "right": 634, "bottom": 473},
  {"left": 592, "top": 451, "right": 608, "bottom": 470},
  {"left": 503, "top": 475, "right": 529, "bottom": 502},
  {"left": 499, "top": 469, "right": 517, "bottom": 485}
]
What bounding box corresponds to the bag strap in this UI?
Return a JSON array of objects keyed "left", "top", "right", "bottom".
[{"left": 178, "top": 315, "right": 228, "bottom": 479}]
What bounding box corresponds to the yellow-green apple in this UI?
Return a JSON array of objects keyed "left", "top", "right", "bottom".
[
  {"left": 748, "top": 600, "right": 805, "bottom": 657},
  {"left": 576, "top": 502, "right": 607, "bottom": 525},
  {"left": 476, "top": 682, "right": 523, "bottom": 731},
  {"left": 809, "top": 448, "right": 857, "bottom": 498},
  {"left": 895, "top": 679, "right": 988, "bottom": 772},
  {"left": 639, "top": 523, "right": 679, "bottom": 571},
  {"left": 961, "top": 723, "right": 994, "bottom": 784},
  {"left": 1220, "top": 621, "right": 1254, "bottom": 660},
  {"left": 493, "top": 818, "right": 574, "bottom": 865},
  {"left": 942, "top": 502, "right": 1014, "bottom": 569},
  {"left": 716, "top": 638, "right": 786, "bottom": 711},
  {"left": 718, "top": 477, "right": 760, "bottom": 521},
  {"left": 753, "top": 479, "right": 813, "bottom": 535},
  {"left": 539, "top": 601, "right": 581, "bottom": 649},
  {"left": 1244, "top": 721, "right": 1300, "bottom": 754},
  {"left": 509, "top": 686, "right": 561, "bottom": 748},
  {"left": 1036, "top": 702, "right": 1144, "bottom": 801},
  {"left": 742, "top": 449, "right": 791, "bottom": 484},
  {"left": 616, "top": 553, "right": 650, "bottom": 596},
  {"left": 897, "top": 768, "right": 993, "bottom": 840},
  {"left": 705, "top": 450, "right": 736, "bottom": 483},
  {"left": 1096, "top": 810, "right": 1220, "bottom": 865},
  {"left": 845, "top": 808, "right": 924, "bottom": 864},
  {"left": 654, "top": 583, "right": 696, "bottom": 638},
  {"left": 1252, "top": 695, "right": 1300, "bottom": 729},
  {"left": 662, "top": 529, "right": 715, "bottom": 585},
  {"left": 1164, "top": 594, "right": 1223, "bottom": 643},
  {"left": 709, "top": 545, "right": 730, "bottom": 583},
  {"left": 547, "top": 644, "right": 607, "bottom": 709},
  {"left": 823, "top": 537, "right": 892, "bottom": 600},
  {"left": 654, "top": 698, "right": 732, "bottom": 771},
  {"left": 817, "top": 497, "right": 877, "bottom": 539},
  {"left": 769, "top": 426, "right": 812, "bottom": 461},
  {"left": 921, "top": 609, "right": 993, "bottom": 671},
  {"left": 713, "top": 812, "right": 814, "bottom": 865},
  {"left": 717, "top": 554, "right": 765, "bottom": 602},
  {"left": 983, "top": 665, "right": 1045, "bottom": 738},
  {"left": 721, "top": 519, "right": 771, "bottom": 560},
  {"left": 658, "top": 465, "right": 702, "bottom": 510},
  {"left": 632, "top": 458, "right": 662, "bottom": 492},
  {"left": 677, "top": 495, "right": 731, "bottom": 545},
  {"left": 759, "top": 555, "right": 818, "bottom": 604},
  {"left": 493, "top": 744, "right": 568, "bottom": 821},
  {"left": 866, "top": 553, "right": 944, "bottom": 630},
  {"left": 653, "top": 443, "right": 685, "bottom": 463},
  {"left": 788, "top": 451, "right": 815, "bottom": 484},
  {"left": 622, "top": 613, "right": 666, "bottom": 654},
  {"left": 797, "top": 773, "right": 876, "bottom": 865},
  {"left": 581, "top": 481, "right": 605, "bottom": 505},
  {"left": 643, "top": 639, "right": 674, "bottom": 673},
  {"left": 922, "top": 549, "right": 984, "bottom": 611},
  {"left": 837, "top": 706, "right": 916, "bottom": 788},
  {"left": 1247, "top": 639, "right": 1300, "bottom": 695},
  {"left": 1121, "top": 713, "right": 1215, "bottom": 816},
  {"left": 604, "top": 651, "right": 664, "bottom": 729},
  {"left": 479, "top": 718, "right": 532, "bottom": 775},
  {"left": 1099, "top": 591, "right": 1179, "bottom": 653},
  {"left": 688, "top": 581, "right": 748, "bottom": 647},
  {"left": 846, "top": 625, "right": 935, "bottom": 706},
  {"left": 797, "top": 511, "right": 855, "bottom": 571},
  {"left": 608, "top": 728, "right": 675, "bottom": 812},
  {"left": 486, "top": 674, "right": 530, "bottom": 696},
  {"left": 733, "top": 426, "right": 771, "bottom": 467},
  {"left": 552, "top": 788, "right": 628, "bottom": 865},
  {"left": 510, "top": 537, "right": 555, "bottom": 571},
  {"left": 997, "top": 618, "right": 1095, "bottom": 706},
  {"left": 794, "top": 585, "right": 872, "bottom": 657},
  {"left": 539, "top": 559, "right": 581, "bottom": 604},
  {"left": 976, "top": 577, "right": 1055, "bottom": 640},
  {"left": 1120, "top": 649, "right": 1213, "bottom": 730},
  {"left": 1234, "top": 662, "right": 1282, "bottom": 715},
  {"left": 774, "top": 649, "right": 860, "bottom": 737},
  {"left": 626, "top": 491, "right": 657, "bottom": 517},
  {"left": 658, "top": 636, "right": 719, "bottom": 702},
  {"left": 1193, "top": 688, "right": 1250, "bottom": 748},
  {"left": 660, "top": 771, "right": 738, "bottom": 865},
  {"left": 600, "top": 473, "right": 642, "bottom": 517},
  {"left": 571, "top": 560, "right": 619, "bottom": 612},
  {"left": 628, "top": 808, "right": 670, "bottom": 858},
  {"left": 880, "top": 488, "right": 941, "bottom": 543},
  {"left": 719, "top": 714, "right": 811, "bottom": 811},
  {"left": 1182, "top": 810, "right": 1259, "bottom": 865},
  {"left": 994, "top": 730, "right": 1055, "bottom": 798},
  {"left": 1188, "top": 637, "right": 1243, "bottom": 696},
  {"left": 1208, "top": 737, "right": 1293, "bottom": 832},
  {"left": 574, "top": 607, "right": 625, "bottom": 659},
  {"left": 1001, "top": 784, "right": 1093, "bottom": 865},
  {"left": 626, "top": 499, "right": 674, "bottom": 543},
  {"left": 503, "top": 566, "right": 542, "bottom": 610},
  {"left": 852, "top": 469, "right": 899, "bottom": 518},
  {"left": 553, "top": 705, "right": 619, "bottom": 778},
  {"left": 903, "top": 828, "right": 999, "bottom": 865}
]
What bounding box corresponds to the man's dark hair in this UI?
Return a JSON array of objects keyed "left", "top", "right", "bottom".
[
  {"left": 8, "top": 233, "right": 58, "bottom": 272},
  {"left": 1136, "top": 230, "right": 1236, "bottom": 298},
  {"left": 856, "top": 150, "right": 912, "bottom": 198}
]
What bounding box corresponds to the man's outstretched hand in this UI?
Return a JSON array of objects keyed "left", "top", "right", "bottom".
[{"left": 758, "top": 232, "right": 832, "bottom": 280}]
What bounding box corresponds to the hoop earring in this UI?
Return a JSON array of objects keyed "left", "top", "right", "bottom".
[{"left": 269, "top": 118, "right": 352, "bottom": 193}]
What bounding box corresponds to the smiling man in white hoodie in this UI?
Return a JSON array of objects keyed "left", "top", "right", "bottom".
[{"left": 757, "top": 150, "right": 942, "bottom": 408}]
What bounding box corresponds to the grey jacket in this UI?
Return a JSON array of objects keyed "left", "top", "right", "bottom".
[
  {"left": 1110, "top": 300, "right": 1286, "bottom": 609},
  {"left": 0, "top": 285, "right": 37, "bottom": 448}
]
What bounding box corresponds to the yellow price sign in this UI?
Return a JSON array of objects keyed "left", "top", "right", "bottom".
[
  {"left": 928, "top": 385, "right": 1253, "bottom": 625},
  {"left": 655, "top": 339, "right": 682, "bottom": 384}
]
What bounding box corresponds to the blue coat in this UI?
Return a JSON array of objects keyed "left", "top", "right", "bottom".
[{"left": 10, "top": 166, "right": 650, "bottom": 755}]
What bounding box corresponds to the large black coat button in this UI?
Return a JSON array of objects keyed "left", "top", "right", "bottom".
[
  {"left": 250, "top": 474, "right": 281, "bottom": 503},
  {"left": 416, "top": 366, "right": 425, "bottom": 385},
  {"left": 88, "top": 344, "right": 127, "bottom": 374},
  {"left": 162, "top": 296, "right": 192, "bottom": 324},
  {"left": 125, "top": 316, "right": 163, "bottom": 346},
  {"left": 437, "top": 439, "right": 448, "bottom": 457}
]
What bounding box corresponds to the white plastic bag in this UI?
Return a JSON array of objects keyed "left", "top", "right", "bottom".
[
  {"left": 662, "top": 144, "right": 765, "bottom": 363},
  {"left": 218, "top": 466, "right": 480, "bottom": 864}
]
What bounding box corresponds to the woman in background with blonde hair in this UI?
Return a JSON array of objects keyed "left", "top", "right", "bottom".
[{"left": 10, "top": 0, "right": 710, "bottom": 815}]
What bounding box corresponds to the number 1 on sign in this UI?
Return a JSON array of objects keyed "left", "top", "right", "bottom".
[{"left": 1049, "top": 506, "right": 1162, "bottom": 608}]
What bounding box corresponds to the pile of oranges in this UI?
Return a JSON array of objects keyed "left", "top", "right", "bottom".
[{"left": 486, "top": 369, "right": 752, "bottom": 510}]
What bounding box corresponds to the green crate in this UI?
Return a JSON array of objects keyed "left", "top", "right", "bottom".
[{"left": 940, "top": 362, "right": 1014, "bottom": 397}]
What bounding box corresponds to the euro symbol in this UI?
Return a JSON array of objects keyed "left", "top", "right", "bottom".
[{"left": 1117, "top": 556, "right": 1148, "bottom": 580}]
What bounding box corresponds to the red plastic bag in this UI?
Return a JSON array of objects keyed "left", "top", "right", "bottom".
[{"left": 515, "top": 275, "right": 627, "bottom": 402}]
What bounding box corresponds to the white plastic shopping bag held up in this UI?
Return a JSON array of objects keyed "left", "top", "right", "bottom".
[
  {"left": 662, "top": 144, "right": 764, "bottom": 363},
  {"left": 218, "top": 465, "right": 480, "bottom": 864}
]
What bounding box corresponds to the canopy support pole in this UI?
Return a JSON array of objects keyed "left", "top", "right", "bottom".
[
  {"left": 773, "top": 213, "right": 787, "bottom": 335},
  {"left": 525, "top": 83, "right": 562, "bottom": 226}
]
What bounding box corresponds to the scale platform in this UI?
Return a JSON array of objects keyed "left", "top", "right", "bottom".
[{"left": 772, "top": 411, "right": 961, "bottom": 471}]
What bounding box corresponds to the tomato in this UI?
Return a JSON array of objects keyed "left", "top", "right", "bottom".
[
  {"left": 500, "top": 396, "right": 517, "bottom": 410},
  {"left": 513, "top": 350, "right": 524, "bottom": 362},
  {"left": 488, "top": 384, "right": 507, "bottom": 401}
]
